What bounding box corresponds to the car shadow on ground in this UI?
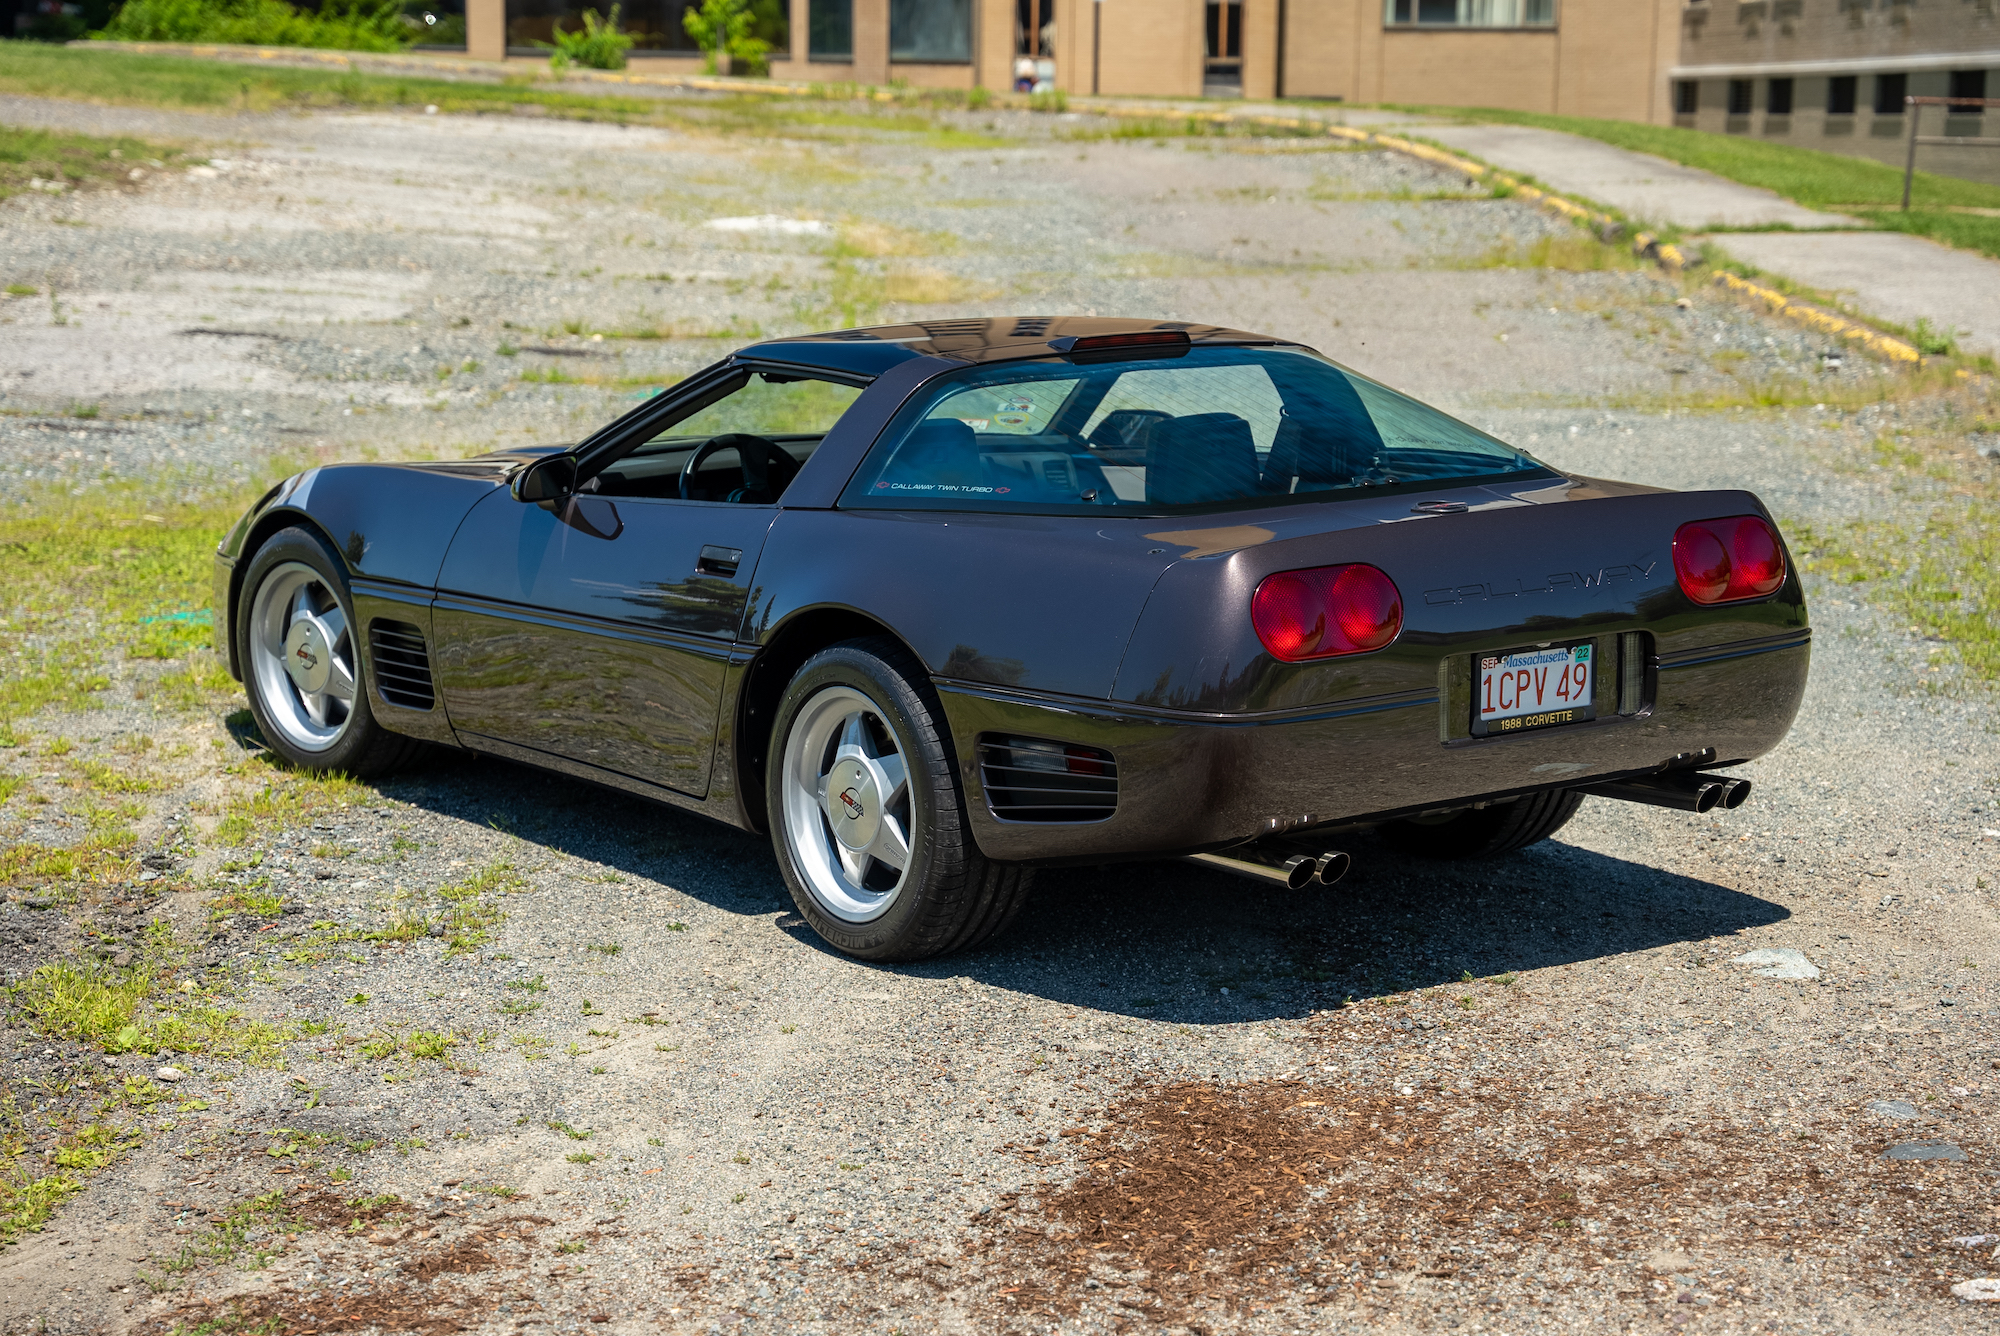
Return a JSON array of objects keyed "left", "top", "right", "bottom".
[{"left": 382, "top": 754, "right": 1789, "bottom": 1027}]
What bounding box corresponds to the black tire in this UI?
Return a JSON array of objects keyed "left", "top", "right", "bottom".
[
  {"left": 236, "top": 526, "right": 425, "bottom": 778},
  {"left": 766, "top": 636, "right": 1033, "bottom": 962},
  {"left": 1380, "top": 789, "right": 1584, "bottom": 860}
]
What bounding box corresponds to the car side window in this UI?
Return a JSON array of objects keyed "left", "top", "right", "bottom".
[{"left": 589, "top": 372, "right": 864, "bottom": 503}]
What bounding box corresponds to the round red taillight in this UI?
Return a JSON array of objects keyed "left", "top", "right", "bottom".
[
  {"left": 1727, "top": 516, "right": 1786, "bottom": 598},
  {"left": 1252, "top": 564, "right": 1403, "bottom": 662},
  {"left": 1673, "top": 515, "right": 1787, "bottom": 604}
]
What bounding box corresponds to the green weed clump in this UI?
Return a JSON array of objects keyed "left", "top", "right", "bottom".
[
  {"left": 540, "top": 4, "right": 635, "bottom": 72},
  {"left": 7, "top": 925, "right": 294, "bottom": 1064}
]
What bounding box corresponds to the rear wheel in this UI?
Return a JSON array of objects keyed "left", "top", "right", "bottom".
[
  {"left": 768, "top": 637, "right": 1032, "bottom": 961},
  {"left": 237, "top": 526, "right": 423, "bottom": 778},
  {"left": 1380, "top": 789, "right": 1583, "bottom": 860}
]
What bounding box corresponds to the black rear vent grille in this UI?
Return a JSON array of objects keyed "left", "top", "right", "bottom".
[
  {"left": 978, "top": 735, "right": 1118, "bottom": 823},
  {"left": 368, "top": 620, "right": 435, "bottom": 710}
]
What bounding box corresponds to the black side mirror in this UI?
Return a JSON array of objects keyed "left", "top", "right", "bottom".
[{"left": 512, "top": 455, "right": 577, "bottom": 503}]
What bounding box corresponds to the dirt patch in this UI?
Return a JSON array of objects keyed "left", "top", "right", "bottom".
[
  {"left": 288, "top": 1191, "right": 405, "bottom": 1233},
  {"left": 149, "top": 1282, "right": 493, "bottom": 1336},
  {"left": 976, "top": 1074, "right": 1995, "bottom": 1327}
]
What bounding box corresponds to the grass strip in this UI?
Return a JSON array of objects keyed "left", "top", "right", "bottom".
[
  {"left": 1395, "top": 103, "right": 2000, "bottom": 259},
  {"left": 0, "top": 41, "right": 1007, "bottom": 147}
]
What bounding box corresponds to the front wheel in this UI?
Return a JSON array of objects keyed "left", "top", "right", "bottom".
[
  {"left": 1380, "top": 789, "right": 1583, "bottom": 860},
  {"left": 237, "top": 526, "right": 423, "bottom": 778},
  {"left": 767, "top": 638, "right": 1032, "bottom": 961}
]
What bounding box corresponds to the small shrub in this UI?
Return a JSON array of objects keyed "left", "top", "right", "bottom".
[{"left": 541, "top": 5, "right": 635, "bottom": 72}]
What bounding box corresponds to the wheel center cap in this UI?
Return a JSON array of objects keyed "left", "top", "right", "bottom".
[
  {"left": 283, "top": 619, "right": 332, "bottom": 695},
  {"left": 829, "top": 759, "right": 880, "bottom": 851}
]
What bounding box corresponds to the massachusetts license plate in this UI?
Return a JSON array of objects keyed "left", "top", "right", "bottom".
[{"left": 1474, "top": 642, "right": 1595, "bottom": 736}]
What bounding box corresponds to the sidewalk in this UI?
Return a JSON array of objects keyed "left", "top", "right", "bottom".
[{"left": 1417, "top": 122, "right": 1999, "bottom": 359}]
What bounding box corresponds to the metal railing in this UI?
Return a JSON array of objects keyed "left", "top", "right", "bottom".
[{"left": 1903, "top": 94, "right": 2000, "bottom": 210}]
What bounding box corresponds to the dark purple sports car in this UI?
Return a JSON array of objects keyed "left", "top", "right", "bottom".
[{"left": 214, "top": 319, "right": 1808, "bottom": 960}]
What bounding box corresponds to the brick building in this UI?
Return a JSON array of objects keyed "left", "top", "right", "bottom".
[{"left": 458, "top": 0, "right": 1997, "bottom": 177}]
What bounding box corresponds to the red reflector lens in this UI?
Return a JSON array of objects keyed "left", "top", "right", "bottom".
[
  {"left": 1673, "top": 515, "right": 1787, "bottom": 604},
  {"left": 1252, "top": 564, "right": 1403, "bottom": 662},
  {"left": 1063, "top": 745, "right": 1109, "bottom": 776}
]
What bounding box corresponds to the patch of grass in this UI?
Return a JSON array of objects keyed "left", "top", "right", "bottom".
[
  {"left": 0, "top": 123, "right": 191, "bottom": 203},
  {"left": 0, "top": 1170, "right": 84, "bottom": 1244},
  {"left": 1462, "top": 232, "right": 1646, "bottom": 273},
  {"left": 0, "top": 484, "right": 252, "bottom": 735},
  {"left": 548, "top": 1120, "right": 592, "bottom": 1140},
  {"left": 8, "top": 930, "right": 292, "bottom": 1064},
  {"left": 1794, "top": 502, "right": 2000, "bottom": 681},
  {"left": 586, "top": 942, "right": 621, "bottom": 956},
  {"left": 564, "top": 1151, "right": 597, "bottom": 1164},
  {"left": 210, "top": 761, "right": 373, "bottom": 847}
]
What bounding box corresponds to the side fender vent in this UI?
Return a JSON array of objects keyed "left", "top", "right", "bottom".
[
  {"left": 368, "top": 620, "right": 435, "bottom": 711},
  {"left": 977, "top": 735, "right": 1118, "bottom": 823}
]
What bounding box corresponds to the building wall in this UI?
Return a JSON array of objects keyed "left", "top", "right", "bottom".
[
  {"left": 1674, "top": 0, "right": 2000, "bottom": 185},
  {"left": 1277, "top": 0, "right": 1673, "bottom": 121},
  {"left": 1095, "top": 0, "right": 1205, "bottom": 96}
]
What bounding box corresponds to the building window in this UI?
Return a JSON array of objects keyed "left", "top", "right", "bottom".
[
  {"left": 1827, "top": 74, "right": 1856, "bottom": 115},
  {"left": 1674, "top": 80, "right": 1698, "bottom": 115},
  {"left": 1206, "top": 0, "right": 1243, "bottom": 58},
  {"left": 508, "top": 0, "right": 701, "bottom": 53},
  {"left": 1016, "top": 0, "right": 1055, "bottom": 56},
  {"left": 1950, "top": 69, "right": 1988, "bottom": 115},
  {"left": 809, "top": 0, "right": 851, "bottom": 58},
  {"left": 1874, "top": 72, "right": 1906, "bottom": 115},
  {"left": 1385, "top": 0, "right": 1555, "bottom": 27},
  {"left": 1766, "top": 77, "right": 1792, "bottom": 115},
  {"left": 890, "top": 0, "right": 970, "bottom": 60},
  {"left": 1727, "top": 79, "right": 1752, "bottom": 115}
]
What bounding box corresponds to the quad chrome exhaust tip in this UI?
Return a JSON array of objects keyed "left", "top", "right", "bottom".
[
  {"left": 1582, "top": 771, "right": 1751, "bottom": 814},
  {"left": 1185, "top": 847, "right": 1351, "bottom": 890}
]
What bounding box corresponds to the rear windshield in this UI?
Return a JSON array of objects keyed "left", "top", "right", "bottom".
[{"left": 840, "top": 345, "right": 1545, "bottom": 515}]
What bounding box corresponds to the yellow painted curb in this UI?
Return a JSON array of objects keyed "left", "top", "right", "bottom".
[{"left": 1710, "top": 273, "right": 1922, "bottom": 363}]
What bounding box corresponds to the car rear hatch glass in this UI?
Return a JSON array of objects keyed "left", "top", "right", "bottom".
[{"left": 838, "top": 346, "right": 1551, "bottom": 515}]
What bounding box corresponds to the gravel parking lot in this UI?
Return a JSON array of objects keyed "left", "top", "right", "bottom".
[{"left": 1, "top": 91, "right": 1997, "bottom": 1336}]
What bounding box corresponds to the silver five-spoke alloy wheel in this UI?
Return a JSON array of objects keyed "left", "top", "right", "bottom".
[
  {"left": 779, "top": 685, "right": 914, "bottom": 924},
  {"left": 247, "top": 561, "right": 359, "bottom": 754}
]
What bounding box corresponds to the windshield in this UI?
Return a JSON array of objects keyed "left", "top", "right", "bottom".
[{"left": 841, "top": 346, "right": 1544, "bottom": 515}]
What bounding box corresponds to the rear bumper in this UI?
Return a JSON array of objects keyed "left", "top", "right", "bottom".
[{"left": 941, "top": 629, "right": 1808, "bottom": 865}]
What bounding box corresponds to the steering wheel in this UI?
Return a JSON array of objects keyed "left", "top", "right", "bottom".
[{"left": 678, "top": 433, "right": 801, "bottom": 503}]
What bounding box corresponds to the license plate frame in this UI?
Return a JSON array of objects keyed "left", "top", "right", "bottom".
[{"left": 1471, "top": 640, "right": 1596, "bottom": 737}]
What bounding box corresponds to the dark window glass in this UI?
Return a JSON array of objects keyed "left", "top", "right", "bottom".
[
  {"left": 1416, "top": 0, "right": 1456, "bottom": 19},
  {"left": 408, "top": 0, "right": 468, "bottom": 50},
  {"left": 1874, "top": 72, "right": 1907, "bottom": 115},
  {"left": 1208, "top": 0, "right": 1252, "bottom": 55},
  {"left": 1827, "top": 74, "right": 1856, "bottom": 115},
  {"left": 507, "top": 0, "right": 699, "bottom": 52},
  {"left": 890, "top": 0, "right": 971, "bottom": 60},
  {"left": 1728, "top": 79, "right": 1752, "bottom": 115},
  {"left": 1391, "top": 0, "right": 1413, "bottom": 19},
  {"left": 1950, "top": 69, "right": 1987, "bottom": 113},
  {"left": 809, "top": 0, "right": 851, "bottom": 57},
  {"left": 842, "top": 347, "right": 1543, "bottom": 516},
  {"left": 1674, "top": 80, "right": 1698, "bottom": 115},
  {"left": 1767, "top": 77, "right": 1793, "bottom": 115}
]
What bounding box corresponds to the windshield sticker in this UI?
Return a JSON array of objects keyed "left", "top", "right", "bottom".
[{"left": 875, "top": 482, "right": 1014, "bottom": 494}]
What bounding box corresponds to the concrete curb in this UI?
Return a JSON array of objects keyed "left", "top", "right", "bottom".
[{"left": 1708, "top": 272, "right": 1924, "bottom": 365}]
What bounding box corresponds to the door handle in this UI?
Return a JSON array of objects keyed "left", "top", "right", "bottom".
[{"left": 696, "top": 545, "right": 742, "bottom": 578}]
